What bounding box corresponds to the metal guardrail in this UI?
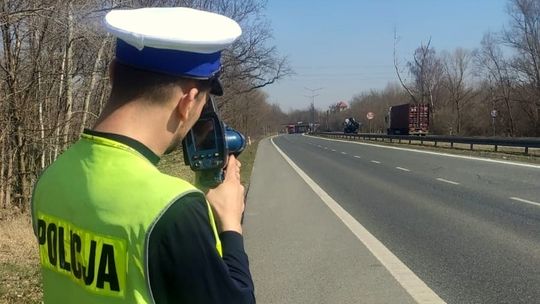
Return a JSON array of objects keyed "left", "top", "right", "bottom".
[{"left": 314, "top": 132, "right": 540, "bottom": 155}]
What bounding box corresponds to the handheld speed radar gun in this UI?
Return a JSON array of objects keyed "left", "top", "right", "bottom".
[{"left": 182, "top": 97, "right": 246, "bottom": 188}]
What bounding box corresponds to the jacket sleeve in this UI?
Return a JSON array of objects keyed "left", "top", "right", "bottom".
[{"left": 147, "top": 192, "right": 255, "bottom": 304}]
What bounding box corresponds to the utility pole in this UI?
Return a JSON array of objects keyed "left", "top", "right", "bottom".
[{"left": 304, "top": 87, "right": 323, "bottom": 130}]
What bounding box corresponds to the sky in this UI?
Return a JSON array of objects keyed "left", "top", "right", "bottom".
[{"left": 262, "top": 0, "right": 509, "bottom": 112}]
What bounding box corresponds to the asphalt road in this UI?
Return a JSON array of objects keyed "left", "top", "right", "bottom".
[
  {"left": 271, "top": 134, "right": 540, "bottom": 304},
  {"left": 244, "top": 138, "right": 417, "bottom": 304}
]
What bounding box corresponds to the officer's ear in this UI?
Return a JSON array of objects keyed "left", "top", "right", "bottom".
[{"left": 176, "top": 86, "right": 200, "bottom": 122}]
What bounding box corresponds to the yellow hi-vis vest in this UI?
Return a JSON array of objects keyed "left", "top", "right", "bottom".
[{"left": 31, "top": 133, "right": 222, "bottom": 303}]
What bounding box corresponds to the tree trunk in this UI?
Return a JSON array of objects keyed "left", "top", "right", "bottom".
[
  {"left": 503, "top": 85, "right": 515, "bottom": 136},
  {"left": 62, "top": 1, "right": 74, "bottom": 149},
  {"left": 6, "top": 149, "right": 12, "bottom": 209},
  {"left": 537, "top": 107, "right": 540, "bottom": 136},
  {"left": 54, "top": 20, "right": 68, "bottom": 159},
  {"left": 38, "top": 70, "right": 45, "bottom": 169},
  {"left": 455, "top": 100, "right": 461, "bottom": 135},
  {"left": 429, "top": 89, "right": 436, "bottom": 132},
  {"left": 15, "top": 123, "right": 29, "bottom": 211},
  {"left": 80, "top": 39, "right": 107, "bottom": 134},
  {"left": 0, "top": 134, "right": 5, "bottom": 209}
]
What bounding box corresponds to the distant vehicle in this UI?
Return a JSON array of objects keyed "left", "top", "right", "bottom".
[
  {"left": 286, "top": 125, "right": 295, "bottom": 134},
  {"left": 344, "top": 117, "right": 361, "bottom": 134},
  {"left": 386, "top": 103, "right": 429, "bottom": 135},
  {"left": 286, "top": 123, "right": 311, "bottom": 134}
]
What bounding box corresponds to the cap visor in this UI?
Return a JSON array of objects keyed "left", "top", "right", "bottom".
[{"left": 210, "top": 78, "right": 223, "bottom": 96}]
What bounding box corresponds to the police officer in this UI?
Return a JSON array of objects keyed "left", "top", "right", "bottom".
[{"left": 31, "top": 7, "right": 255, "bottom": 304}]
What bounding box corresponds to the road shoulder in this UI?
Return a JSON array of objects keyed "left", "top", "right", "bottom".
[{"left": 244, "top": 137, "right": 417, "bottom": 304}]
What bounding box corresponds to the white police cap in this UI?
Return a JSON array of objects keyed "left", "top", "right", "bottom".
[{"left": 104, "top": 7, "right": 242, "bottom": 95}]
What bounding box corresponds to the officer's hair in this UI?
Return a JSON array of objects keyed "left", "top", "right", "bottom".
[{"left": 109, "top": 62, "right": 211, "bottom": 105}]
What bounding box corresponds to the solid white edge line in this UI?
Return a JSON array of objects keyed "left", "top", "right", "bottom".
[
  {"left": 436, "top": 178, "right": 460, "bottom": 185},
  {"left": 396, "top": 167, "right": 411, "bottom": 172},
  {"left": 271, "top": 137, "right": 446, "bottom": 304},
  {"left": 510, "top": 197, "right": 540, "bottom": 207},
  {"left": 304, "top": 134, "right": 540, "bottom": 170}
]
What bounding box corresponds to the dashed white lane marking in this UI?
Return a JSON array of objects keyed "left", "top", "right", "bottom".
[
  {"left": 271, "top": 138, "right": 446, "bottom": 304},
  {"left": 436, "top": 178, "right": 460, "bottom": 185},
  {"left": 331, "top": 149, "right": 337, "bottom": 152},
  {"left": 354, "top": 156, "right": 361, "bottom": 159},
  {"left": 341, "top": 152, "right": 348, "bottom": 155},
  {"left": 304, "top": 134, "right": 540, "bottom": 170},
  {"left": 371, "top": 160, "right": 381, "bottom": 164},
  {"left": 510, "top": 197, "right": 540, "bottom": 207},
  {"left": 396, "top": 167, "right": 411, "bottom": 172}
]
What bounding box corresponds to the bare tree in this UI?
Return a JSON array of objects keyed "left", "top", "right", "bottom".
[
  {"left": 408, "top": 39, "right": 444, "bottom": 123},
  {"left": 0, "top": 0, "right": 289, "bottom": 211},
  {"left": 503, "top": 0, "right": 540, "bottom": 135},
  {"left": 79, "top": 38, "right": 110, "bottom": 134},
  {"left": 394, "top": 34, "right": 444, "bottom": 131},
  {"left": 475, "top": 32, "right": 517, "bottom": 136},
  {"left": 442, "top": 48, "right": 475, "bottom": 134},
  {"left": 393, "top": 30, "right": 419, "bottom": 104},
  {"left": 220, "top": 17, "right": 292, "bottom": 107}
]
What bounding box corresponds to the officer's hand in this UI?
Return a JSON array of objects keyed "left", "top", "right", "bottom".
[{"left": 206, "top": 155, "right": 245, "bottom": 234}]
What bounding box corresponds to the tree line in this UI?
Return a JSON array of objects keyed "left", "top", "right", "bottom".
[
  {"left": 0, "top": 0, "right": 290, "bottom": 212},
  {"left": 299, "top": 0, "right": 540, "bottom": 137},
  {"left": 3, "top": 0, "right": 539, "bottom": 212}
]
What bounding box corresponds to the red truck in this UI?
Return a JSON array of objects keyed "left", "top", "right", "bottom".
[
  {"left": 385, "top": 103, "right": 430, "bottom": 135},
  {"left": 285, "top": 123, "right": 311, "bottom": 134}
]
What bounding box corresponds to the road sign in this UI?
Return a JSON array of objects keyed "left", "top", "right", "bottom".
[
  {"left": 366, "top": 112, "right": 375, "bottom": 120},
  {"left": 490, "top": 110, "right": 498, "bottom": 118}
]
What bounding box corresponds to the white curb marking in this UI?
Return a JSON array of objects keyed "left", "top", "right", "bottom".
[
  {"left": 396, "top": 167, "right": 411, "bottom": 172},
  {"left": 510, "top": 197, "right": 540, "bottom": 207},
  {"left": 436, "top": 178, "right": 460, "bottom": 185}
]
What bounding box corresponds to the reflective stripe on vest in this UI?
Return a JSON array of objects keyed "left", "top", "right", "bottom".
[{"left": 32, "top": 133, "right": 222, "bottom": 303}]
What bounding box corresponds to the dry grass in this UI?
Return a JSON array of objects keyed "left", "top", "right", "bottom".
[
  {"left": 158, "top": 149, "right": 196, "bottom": 182},
  {"left": 0, "top": 210, "right": 42, "bottom": 304},
  {"left": 238, "top": 139, "right": 260, "bottom": 189}
]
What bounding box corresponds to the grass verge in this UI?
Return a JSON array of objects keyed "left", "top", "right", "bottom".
[
  {"left": 237, "top": 139, "right": 260, "bottom": 189},
  {"left": 0, "top": 210, "right": 42, "bottom": 304}
]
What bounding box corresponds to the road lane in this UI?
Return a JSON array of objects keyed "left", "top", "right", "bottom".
[
  {"left": 273, "top": 134, "right": 540, "bottom": 304},
  {"left": 307, "top": 135, "right": 540, "bottom": 204}
]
